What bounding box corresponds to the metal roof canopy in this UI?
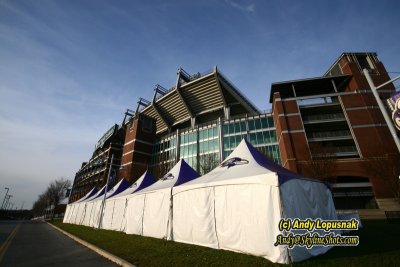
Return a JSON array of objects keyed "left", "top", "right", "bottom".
[
  {"left": 269, "top": 74, "right": 351, "bottom": 103},
  {"left": 136, "top": 67, "right": 260, "bottom": 135}
]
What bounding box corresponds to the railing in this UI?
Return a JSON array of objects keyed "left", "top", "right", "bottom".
[
  {"left": 298, "top": 96, "right": 340, "bottom": 107},
  {"left": 312, "top": 146, "right": 358, "bottom": 158},
  {"left": 178, "top": 67, "right": 214, "bottom": 84},
  {"left": 154, "top": 84, "right": 175, "bottom": 102},
  {"left": 308, "top": 130, "right": 352, "bottom": 140},
  {"left": 303, "top": 113, "right": 345, "bottom": 123}
]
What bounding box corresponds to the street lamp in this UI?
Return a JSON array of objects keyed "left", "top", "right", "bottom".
[
  {"left": 363, "top": 69, "right": 400, "bottom": 153},
  {"left": 5, "top": 195, "right": 12, "bottom": 210},
  {"left": 1, "top": 187, "right": 9, "bottom": 210}
]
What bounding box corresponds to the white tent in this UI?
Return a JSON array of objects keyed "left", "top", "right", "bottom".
[
  {"left": 125, "top": 159, "right": 199, "bottom": 239},
  {"left": 63, "top": 187, "right": 98, "bottom": 224},
  {"left": 81, "top": 178, "right": 132, "bottom": 228},
  {"left": 78, "top": 185, "right": 108, "bottom": 226},
  {"left": 172, "top": 139, "right": 337, "bottom": 264},
  {"left": 69, "top": 186, "right": 106, "bottom": 225},
  {"left": 98, "top": 178, "right": 131, "bottom": 229},
  {"left": 101, "top": 171, "right": 156, "bottom": 231}
]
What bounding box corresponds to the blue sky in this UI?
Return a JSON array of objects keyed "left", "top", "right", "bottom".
[{"left": 1, "top": 0, "right": 399, "bottom": 209}]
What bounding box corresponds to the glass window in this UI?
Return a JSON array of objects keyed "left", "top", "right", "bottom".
[
  {"left": 240, "top": 121, "right": 246, "bottom": 132},
  {"left": 261, "top": 118, "right": 268, "bottom": 129},
  {"left": 267, "top": 117, "right": 274, "bottom": 127},
  {"left": 255, "top": 119, "right": 261, "bottom": 130},
  {"left": 199, "top": 130, "right": 205, "bottom": 140},
  {"left": 264, "top": 131, "right": 271, "bottom": 143},
  {"left": 270, "top": 131, "right": 277, "bottom": 142},
  {"left": 230, "top": 136, "right": 236, "bottom": 148},
  {"left": 213, "top": 127, "right": 218, "bottom": 137},
  {"left": 223, "top": 124, "right": 229, "bottom": 136},
  {"left": 223, "top": 137, "right": 230, "bottom": 150},
  {"left": 213, "top": 139, "right": 219, "bottom": 152},
  {"left": 234, "top": 122, "right": 241, "bottom": 133},
  {"left": 248, "top": 120, "right": 255, "bottom": 131},
  {"left": 235, "top": 135, "right": 242, "bottom": 146},
  {"left": 250, "top": 133, "right": 257, "bottom": 145},
  {"left": 257, "top": 132, "right": 264, "bottom": 145},
  {"left": 223, "top": 151, "right": 229, "bottom": 159},
  {"left": 228, "top": 123, "right": 235, "bottom": 134}
]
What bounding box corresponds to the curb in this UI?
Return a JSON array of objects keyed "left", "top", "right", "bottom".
[{"left": 47, "top": 222, "right": 136, "bottom": 267}]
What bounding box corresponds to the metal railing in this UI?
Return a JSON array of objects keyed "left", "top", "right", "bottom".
[
  {"left": 303, "top": 113, "right": 345, "bottom": 123},
  {"left": 308, "top": 130, "right": 352, "bottom": 140}
]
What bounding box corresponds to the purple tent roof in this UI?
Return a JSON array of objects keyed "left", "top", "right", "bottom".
[
  {"left": 75, "top": 187, "right": 98, "bottom": 203},
  {"left": 133, "top": 170, "right": 156, "bottom": 193},
  {"left": 106, "top": 178, "right": 131, "bottom": 198},
  {"left": 137, "top": 159, "right": 199, "bottom": 193},
  {"left": 174, "top": 159, "right": 200, "bottom": 186}
]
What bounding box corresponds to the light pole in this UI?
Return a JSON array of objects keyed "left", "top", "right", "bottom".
[
  {"left": 4, "top": 195, "right": 12, "bottom": 210},
  {"left": 1, "top": 187, "right": 9, "bottom": 210},
  {"left": 363, "top": 69, "right": 400, "bottom": 153}
]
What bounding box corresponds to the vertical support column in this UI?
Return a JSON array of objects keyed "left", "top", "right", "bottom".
[
  {"left": 196, "top": 125, "right": 200, "bottom": 173},
  {"left": 224, "top": 106, "right": 230, "bottom": 120},
  {"left": 218, "top": 117, "right": 224, "bottom": 161},
  {"left": 175, "top": 129, "right": 180, "bottom": 162}
]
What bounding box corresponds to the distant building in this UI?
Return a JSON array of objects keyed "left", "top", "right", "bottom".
[
  {"left": 69, "top": 124, "right": 125, "bottom": 202},
  {"left": 270, "top": 52, "right": 398, "bottom": 210},
  {"left": 69, "top": 53, "right": 399, "bottom": 211}
]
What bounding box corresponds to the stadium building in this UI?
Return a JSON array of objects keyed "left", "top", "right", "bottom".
[{"left": 70, "top": 52, "right": 400, "bottom": 211}]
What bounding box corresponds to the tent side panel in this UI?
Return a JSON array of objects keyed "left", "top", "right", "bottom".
[
  {"left": 173, "top": 187, "right": 218, "bottom": 248},
  {"left": 81, "top": 202, "right": 93, "bottom": 226},
  {"left": 110, "top": 198, "right": 128, "bottom": 232},
  {"left": 74, "top": 203, "right": 86, "bottom": 225},
  {"left": 70, "top": 204, "right": 79, "bottom": 224},
  {"left": 63, "top": 205, "right": 71, "bottom": 223},
  {"left": 142, "top": 190, "right": 171, "bottom": 239},
  {"left": 101, "top": 200, "right": 115, "bottom": 230},
  {"left": 215, "top": 184, "right": 288, "bottom": 264},
  {"left": 89, "top": 200, "right": 103, "bottom": 228},
  {"left": 280, "top": 179, "right": 337, "bottom": 262},
  {"left": 125, "top": 195, "right": 146, "bottom": 235}
]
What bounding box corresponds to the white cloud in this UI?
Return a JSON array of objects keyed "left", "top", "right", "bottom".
[{"left": 225, "top": 0, "right": 255, "bottom": 13}]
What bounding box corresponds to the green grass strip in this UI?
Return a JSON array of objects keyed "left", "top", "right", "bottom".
[{"left": 51, "top": 220, "right": 400, "bottom": 267}]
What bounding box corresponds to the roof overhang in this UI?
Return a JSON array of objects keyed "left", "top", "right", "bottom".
[
  {"left": 137, "top": 67, "right": 260, "bottom": 135},
  {"left": 269, "top": 74, "right": 351, "bottom": 103}
]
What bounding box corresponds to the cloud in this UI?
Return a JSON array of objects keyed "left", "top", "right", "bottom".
[{"left": 225, "top": 0, "right": 255, "bottom": 13}]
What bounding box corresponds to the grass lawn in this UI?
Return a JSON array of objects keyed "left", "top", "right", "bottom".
[{"left": 50, "top": 220, "right": 400, "bottom": 267}]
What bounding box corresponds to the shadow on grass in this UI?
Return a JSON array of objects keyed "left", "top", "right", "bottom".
[{"left": 295, "top": 220, "right": 400, "bottom": 267}]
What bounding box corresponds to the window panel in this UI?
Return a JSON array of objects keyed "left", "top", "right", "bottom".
[{"left": 248, "top": 120, "right": 255, "bottom": 131}]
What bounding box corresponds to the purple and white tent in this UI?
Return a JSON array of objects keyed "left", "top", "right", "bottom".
[
  {"left": 101, "top": 172, "right": 156, "bottom": 231},
  {"left": 63, "top": 187, "right": 98, "bottom": 224},
  {"left": 78, "top": 184, "right": 109, "bottom": 227},
  {"left": 125, "top": 159, "right": 199, "bottom": 239},
  {"left": 172, "top": 139, "right": 337, "bottom": 264}
]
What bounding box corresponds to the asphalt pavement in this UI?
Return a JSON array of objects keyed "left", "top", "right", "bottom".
[{"left": 0, "top": 220, "right": 118, "bottom": 267}]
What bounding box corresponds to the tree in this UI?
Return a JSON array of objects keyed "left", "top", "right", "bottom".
[
  {"left": 302, "top": 142, "right": 337, "bottom": 183},
  {"left": 32, "top": 192, "right": 49, "bottom": 217},
  {"left": 32, "top": 177, "right": 71, "bottom": 218},
  {"left": 46, "top": 178, "right": 71, "bottom": 210},
  {"left": 198, "top": 153, "right": 220, "bottom": 175},
  {"left": 364, "top": 153, "right": 400, "bottom": 202}
]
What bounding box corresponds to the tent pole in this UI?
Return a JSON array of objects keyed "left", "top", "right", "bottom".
[{"left": 98, "top": 154, "right": 114, "bottom": 229}]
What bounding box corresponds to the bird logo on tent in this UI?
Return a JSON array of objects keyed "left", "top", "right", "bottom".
[
  {"left": 220, "top": 157, "right": 249, "bottom": 168},
  {"left": 161, "top": 173, "right": 174, "bottom": 181}
]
